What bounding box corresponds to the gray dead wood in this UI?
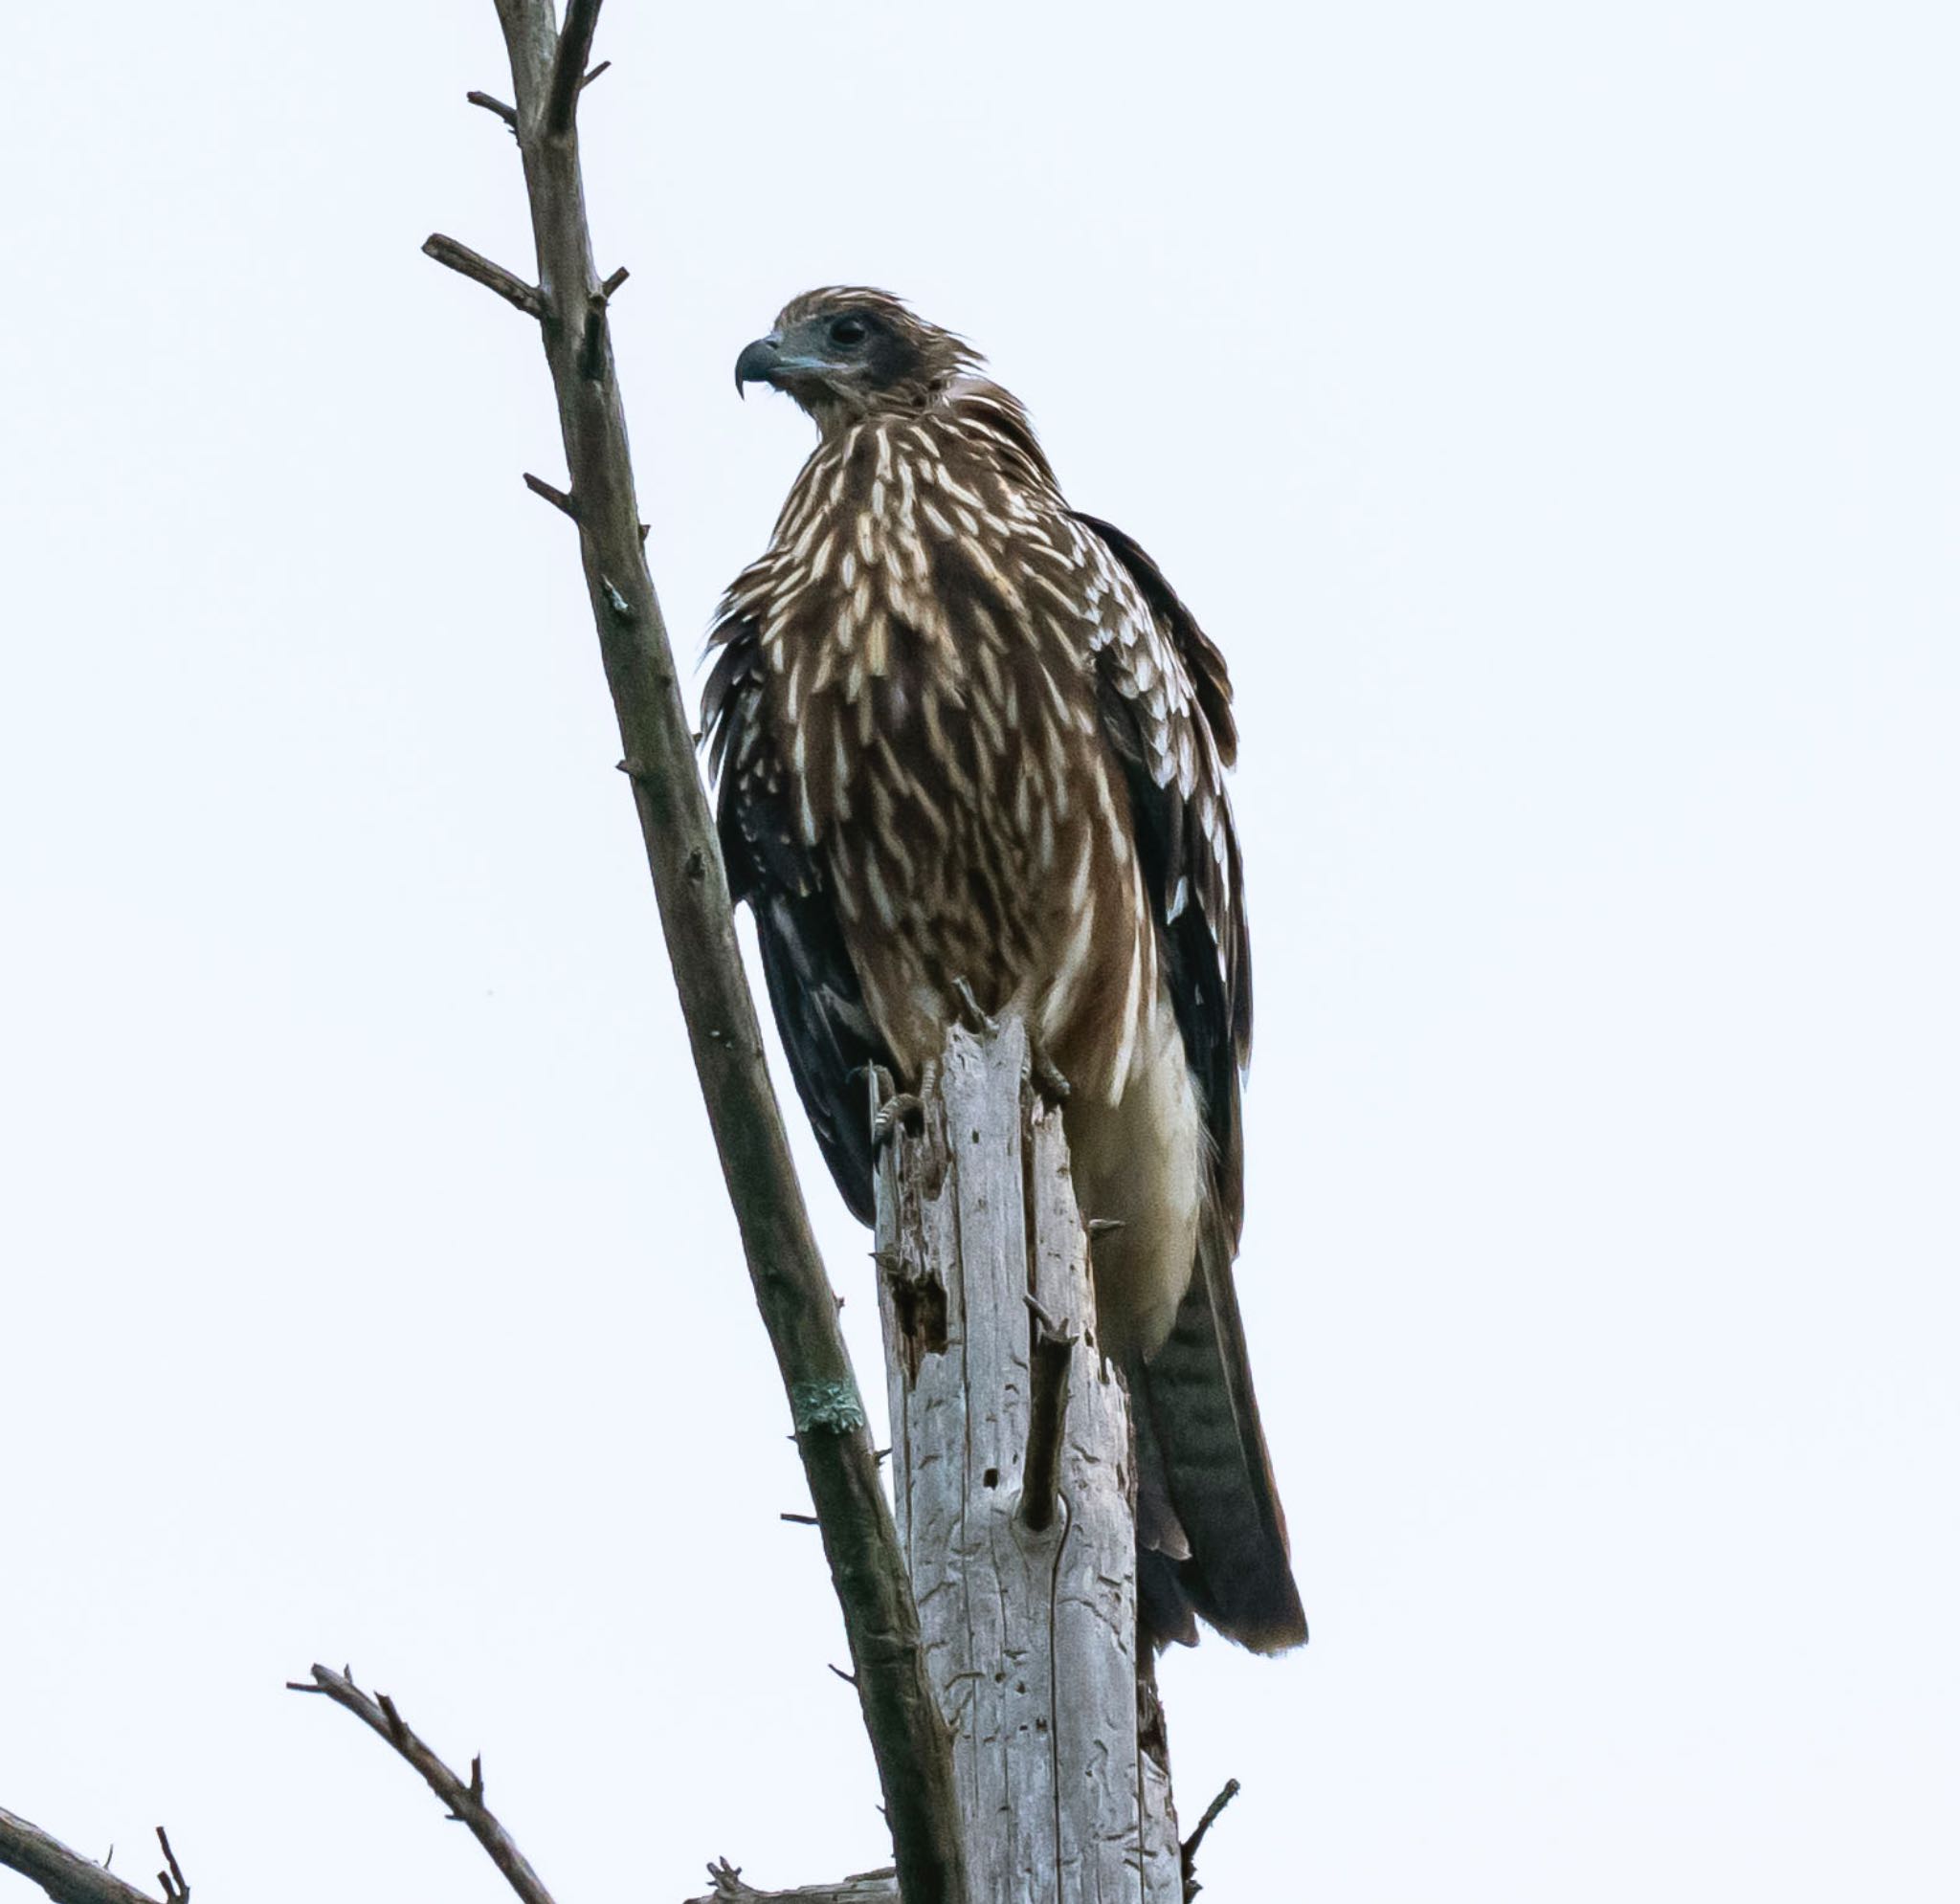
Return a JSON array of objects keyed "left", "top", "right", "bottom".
[
  {"left": 428, "top": 8, "right": 964, "bottom": 1899},
  {"left": 875, "top": 1019, "right": 1183, "bottom": 1903},
  {"left": 0, "top": 1813, "right": 175, "bottom": 1904},
  {"left": 688, "top": 1861, "right": 899, "bottom": 1904}
]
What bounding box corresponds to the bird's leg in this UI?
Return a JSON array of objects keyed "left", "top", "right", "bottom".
[{"left": 872, "top": 1056, "right": 939, "bottom": 1149}]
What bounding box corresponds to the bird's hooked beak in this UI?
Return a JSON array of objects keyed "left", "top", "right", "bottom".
[
  {"left": 734, "top": 323, "right": 844, "bottom": 399},
  {"left": 733, "top": 334, "right": 782, "bottom": 397}
]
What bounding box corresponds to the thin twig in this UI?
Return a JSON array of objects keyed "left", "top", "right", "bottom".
[
  {"left": 543, "top": 0, "right": 604, "bottom": 137},
  {"left": 580, "top": 58, "right": 611, "bottom": 90},
  {"left": 421, "top": 233, "right": 545, "bottom": 319},
  {"left": 1179, "top": 1776, "right": 1241, "bottom": 1899},
  {"left": 0, "top": 1808, "right": 165, "bottom": 1904},
  {"left": 287, "top": 1664, "right": 558, "bottom": 1904},
  {"left": 457, "top": 9, "right": 966, "bottom": 1899}
]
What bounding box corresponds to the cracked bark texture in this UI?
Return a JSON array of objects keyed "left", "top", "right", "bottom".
[{"left": 876, "top": 1020, "right": 1182, "bottom": 1903}]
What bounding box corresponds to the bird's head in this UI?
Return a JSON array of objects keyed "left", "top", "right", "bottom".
[{"left": 735, "top": 289, "right": 979, "bottom": 434}]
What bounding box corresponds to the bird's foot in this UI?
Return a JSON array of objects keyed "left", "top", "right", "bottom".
[
  {"left": 948, "top": 977, "right": 1070, "bottom": 1105},
  {"left": 873, "top": 1095, "right": 923, "bottom": 1147},
  {"left": 1025, "top": 1035, "right": 1072, "bottom": 1109},
  {"left": 872, "top": 1057, "right": 939, "bottom": 1149}
]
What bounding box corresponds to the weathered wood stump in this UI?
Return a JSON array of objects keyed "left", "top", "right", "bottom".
[{"left": 874, "top": 1018, "right": 1181, "bottom": 1904}]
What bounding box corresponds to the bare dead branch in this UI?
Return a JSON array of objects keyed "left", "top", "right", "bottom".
[
  {"left": 1017, "top": 1316, "right": 1076, "bottom": 1534},
  {"left": 454, "top": 8, "right": 966, "bottom": 1899},
  {"left": 543, "top": 0, "right": 603, "bottom": 137},
  {"left": 1179, "top": 1777, "right": 1241, "bottom": 1899},
  {"left": 688, "top": 1861, "right": 898, "bottom": 1904},
  {"left": 421, "top": 233, "right": 545, "bottom": 319},
  {"left": 467, "top": 89, "right": 519, "bottom": 125},
  {"left": 599, "top": 264, "right": 629, "bottom": 299},
  {"left": 287, "top": 1664, "right": 557, "bottom": 1904},
  {"left": 0, "top": 1808, "right": 166, "bottom": 1904},
  {"left": 580, "top": 58, "right": 611, "bottom": 90}
]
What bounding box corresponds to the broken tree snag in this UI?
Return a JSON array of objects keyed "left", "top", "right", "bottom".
[{"left": 874, "top": 1018, "right": 1183, "bottom": 1903}]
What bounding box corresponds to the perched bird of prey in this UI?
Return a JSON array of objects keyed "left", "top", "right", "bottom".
[{"left": 704, "top": 289, "right": 1305, "bottom": 1652}]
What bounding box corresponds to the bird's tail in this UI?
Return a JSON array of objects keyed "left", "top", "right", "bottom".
[{"left": 1131, "top": 1193, "right": 1306, "bottom": 1654}]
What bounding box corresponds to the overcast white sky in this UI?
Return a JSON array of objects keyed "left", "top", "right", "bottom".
[{"left": 3, "top": 2, "right": 1955, "bottom": 1899}]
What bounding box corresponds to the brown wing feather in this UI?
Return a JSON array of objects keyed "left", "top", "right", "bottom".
[
  {"left": 1078, "top": 511, "right": 1250, "bottom": 1219},
  {"left": 702, "top": 609, "right": 892, "bottom": 1222},
  {"left": 1078, "top": 513, "right": 1304, "bottom": 1653}
]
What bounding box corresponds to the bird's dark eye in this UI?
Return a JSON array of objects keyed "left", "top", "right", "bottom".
[{"left": 829, "top": 314, "right": 870, "bottom": 348}]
